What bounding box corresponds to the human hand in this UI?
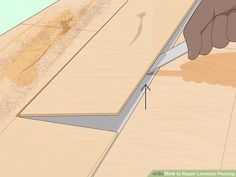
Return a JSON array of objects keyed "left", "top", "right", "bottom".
[{"left": 184, "top": 0, "right": 236, "bottom": 59}]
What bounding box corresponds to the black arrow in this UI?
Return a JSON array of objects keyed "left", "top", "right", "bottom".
[{"left": 141, "top": 84, "right": 151, "bottom": 110}]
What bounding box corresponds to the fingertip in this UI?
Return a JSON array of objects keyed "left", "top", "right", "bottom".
[
  {"left": 184, "top": 24, "right": 202, "bottom": 60},
  {"left": 185, "top": 34, "right": 201, "bottom": 60},
  {"left": 188, "top": 52, "right": 199, "bottom": 60}
]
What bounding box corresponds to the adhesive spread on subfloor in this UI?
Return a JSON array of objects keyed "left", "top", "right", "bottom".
[
  {"left": 0, "top": 0, "right": 121, "bottom": 127},
  {"left": 0, "top": 11, "right": 74, "bottom": 86},
  {"left": 0, "top": 0, "right": 111, "bottom": 86}
]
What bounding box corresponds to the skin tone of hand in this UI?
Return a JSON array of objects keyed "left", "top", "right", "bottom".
[{"left": 184, "top": 0, "right": 236, "bottom": 60}]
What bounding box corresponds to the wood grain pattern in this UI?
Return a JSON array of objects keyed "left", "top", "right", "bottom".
[
  {"left": 95, "top": 48, "right": 236, "bottom": 177},
  {"left": 20, "top": 0, "right": 195, "bottom": 117}
]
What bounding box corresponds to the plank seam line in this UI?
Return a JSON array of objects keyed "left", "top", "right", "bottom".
[
  {"left": 220, "top": 92, "right": 236, "bottom": 169},
  {"left": 21, "top": 23, "right": 97, "bottom": 32},
  {"left": 0, "top": 19, "right": 43, "bottom": 53},
  {"left": 0, "top": 117, "right": 18, "bottom": 137},
  {"left": 88, "top": 134, "right": 118, "bottom": 177}
]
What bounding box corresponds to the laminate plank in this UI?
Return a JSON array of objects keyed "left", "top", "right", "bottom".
[{"left": 20, "top": 0, "right": 195, "bottom": 117}]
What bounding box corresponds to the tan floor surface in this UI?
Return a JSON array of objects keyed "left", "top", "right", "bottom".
[
  {"left": 0, "top": 1, "right": 127, "bottom": 177},
  {"left": 0, "top": 118, "right": 116, "bottom": 177},
  {"left": 20, "top": 0, "right": 195, "bottom": 117},
  {"left": 95, "top": 47, "right": 236, "bottom": 177}
]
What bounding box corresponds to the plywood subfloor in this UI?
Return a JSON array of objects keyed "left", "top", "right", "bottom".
[
  {"left": 20, "top": 0, "right": 195, "bottom": 117},
  {"left": 95, "top": 47, "right": 236, "bottom": 177},
  {"left": 0, "top": 0, "right": 127, "bottom": 131},
  {"left": 0, "top": 118, "right": 116, "bottom": 177}
]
